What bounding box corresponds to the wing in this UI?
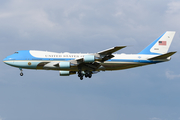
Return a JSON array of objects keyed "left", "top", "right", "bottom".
[
  {"left": 96, "top": 46, "right": 126, "bottom": 62},
  {"left": 97, "top": 46, "right": 126, "bottom": 55},
  {"left": 70, "top": 46, "right": 126, "bottom": 64},
  {"left": 69, "top": 46, "right": 126, "bottom": 70}
]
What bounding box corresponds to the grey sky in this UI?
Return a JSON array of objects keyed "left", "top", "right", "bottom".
[{"left": 1, "top": 0, "right": 180, "bottom": 120}]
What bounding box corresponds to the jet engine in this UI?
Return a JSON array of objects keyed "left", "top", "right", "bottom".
[
  {"left": 59, "top": 71, "right": 76, "bottom": 76},
  {"left": 59, "top": 62, "right": 70, "bottom": 69},
  {"left": 84, "top": 55, "right": 95, "bottom": 63}
]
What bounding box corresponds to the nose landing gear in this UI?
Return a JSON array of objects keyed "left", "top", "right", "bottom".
[
  {"left": 19, "top": 68, "right": 23, "bottom": 76},
  {"left": 20, "top": 72, "right": 23, "bottom": 76}
]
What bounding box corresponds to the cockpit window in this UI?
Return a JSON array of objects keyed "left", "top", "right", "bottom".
[{"left": 14, "top": 52, "right": 19, "bottom": 54}]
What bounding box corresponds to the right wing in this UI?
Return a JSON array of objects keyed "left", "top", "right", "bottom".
[
  {"left": 97, "top": 46, "right": 126, "bottom": 55},
  {"left": 96, "top": 46, "right": 126, "bottom": 62},
  {"left": 70, "top": 46, "right": 127, "bottom": 64}
]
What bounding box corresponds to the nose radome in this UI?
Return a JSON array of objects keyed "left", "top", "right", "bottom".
[
  {"left": 3, "top": 57, "right": 8, "bottom": 62},
  {"left": 3, "top": 57, "right": 9, "bottom": 65},
  {"left": 3, "top": 55, "right": 15, "bottom": 61},
  {"left": 3, "top": 55, "right": 12, "bottom": 63},
  {"left": 3, "top": 56, "right": 14, "bottom": 66}
]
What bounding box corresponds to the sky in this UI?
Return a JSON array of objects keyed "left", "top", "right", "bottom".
[{"left": 1, "top": 0, "right": 180, "bottom": 120}]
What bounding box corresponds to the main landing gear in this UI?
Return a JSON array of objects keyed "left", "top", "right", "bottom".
[
  {"left": 19, "top": 68, "right": 23, "bottom": 76},
  {"left": 78, "top": 70, "right": 83, "bottom": 80},
  {"left": 84, "top": 71, "right": 92, "bottom": 78},
  {"left": 78, "top": 70, "right": 92, "bottom": 80}
]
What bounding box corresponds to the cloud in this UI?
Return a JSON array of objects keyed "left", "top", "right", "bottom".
[
  {"left": 149, "top": 117, "right": 162, "bottom": 120},
  {"left": 165, "top": 1, "right": 180, "bottom": 32},
  {"left": 0, "top": 0, "right": 170, "bottom": 54},
  {"left": 166, "top": 70, "right": 180, "bottom": 80},
  {"left": 166, "top": 1, "right": 180, "bottom": 14},
  {"left": 0, "top": 116, "right": 4, "bottom": 120}
]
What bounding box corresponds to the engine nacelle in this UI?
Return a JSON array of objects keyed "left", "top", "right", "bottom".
[
  {"left": 59, "top": 62, "right": 70, "bottom": 69},
  {"left": 84, "top": 55, "right": 95, "bottom": 63},
  {"left": 59, "top": 71, "right": 70, "bottom": 76},
  {"left": 59, "top": 71, "right": 76, "bottom": 76}
]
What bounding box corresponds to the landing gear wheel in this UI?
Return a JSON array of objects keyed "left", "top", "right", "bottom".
[
  {"left": 78, "top": 70, "right": 82, "bottom": 77},
  {"left": 78, "top": 70, "right": 84, "bottom": 80},
  {"left": 89, "top": 74, "right": 92, "bottom": 78},
  {"left": 84, "top": 71, "right": 92, "bottom": 78},
  {"left": 85, "top": 74, "right": 88, "bottom": 78},
  {"left": 20, "top": 72, "right": 23, "bottom": 76},
  {"left": 19, "top": 68, "right": 23, "bottom": 76}
]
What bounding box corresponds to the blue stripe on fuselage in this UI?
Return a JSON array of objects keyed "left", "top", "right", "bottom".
[{"left": 108, "top": 59, "right": 161, "bottom": 63}]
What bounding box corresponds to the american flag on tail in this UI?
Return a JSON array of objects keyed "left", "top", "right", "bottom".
[{"left": 159, "top": 41, "right": 166, "bottom": 45}]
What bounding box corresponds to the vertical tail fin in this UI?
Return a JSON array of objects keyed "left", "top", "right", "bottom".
[{"left": 138, "top": 31, "right": 176, "bottom": 55}]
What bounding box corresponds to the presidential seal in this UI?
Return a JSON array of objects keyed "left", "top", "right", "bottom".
[{"left": 28, "top": 62, "right": 31, "bottom": 66}]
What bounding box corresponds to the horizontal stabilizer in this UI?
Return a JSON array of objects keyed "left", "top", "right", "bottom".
[{"left": 148, "top": 51, "right": 177, "bottom": 60}]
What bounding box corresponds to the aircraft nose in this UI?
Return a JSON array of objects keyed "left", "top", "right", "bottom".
[
  {"left": 3, "top": 54, "right": 14, "bottom": 61},
  {"left": 3, "top": 56, "right": 14, "bottom": 66},
  {"left": 3, "top": 57, "right": 7, "bottom": 61},
  {"left": 3, "top": 57, "right": 8, "bottom": 64},
  {"left": 3, "top": 55, "right": 12, "bottom": 63}
]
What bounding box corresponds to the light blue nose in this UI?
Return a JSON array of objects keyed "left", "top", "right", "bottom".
[
  {"left": 3, "top": 57, "right": 8, "bottom": 61},
  {"left": 3, "top": 57, "right": 9, "bottom": 64},
  {"left": 3, "top": 57, "right": 12, "bottom": 66},
  {"left": 3, "top": 56, "right": 16, "bottom": 66}
]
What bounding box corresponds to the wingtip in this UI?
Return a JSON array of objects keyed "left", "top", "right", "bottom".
[
  {"left": 115, "top": 46, "right": 126, "bottom": 48},
  {"left": 172, "top": 51, "right": 177, "bottom": 54},
  {"left": 169, "top": 51, "right": 177, "bottom": 54}
]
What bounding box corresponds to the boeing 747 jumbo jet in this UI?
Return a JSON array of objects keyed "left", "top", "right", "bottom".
[{"left": 3, "top": 31, "right": 176, "bottom": 80}]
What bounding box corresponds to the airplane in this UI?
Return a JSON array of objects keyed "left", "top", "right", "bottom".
[{"left": 3, "top": 31, "right": 176, "bottom": 80}]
